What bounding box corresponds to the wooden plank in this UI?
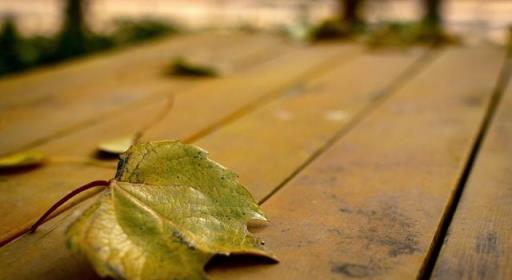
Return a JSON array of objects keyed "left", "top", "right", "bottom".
[
  {"left": 203, "top": 46, "right": 505, "bottom": 279},
  {"left": 0, "top": 32, "right": 282, "bottom": 106},
  {"left": 193, "top": 49, "right": 427, "bottom": 201},
  {"left": 0, "top": 199, "right": 99, "bottom": 279},
  {"left": 0, "top": 47, "right": 427, "bottom": 279},
  {"left": 0, "top": 33, "right": 288, "bottom": 154},
  {"left": 0, "top": 33, "right": 215, "bottom": 105},
  {"left": 0, "top": 43, "right": 361, "bottom": 244},
  {"left": 431, "top": 61, "right": 512, "bottom": 279},
  {"left": 0, "top": 32, "right": 285, "bottom": 111}
]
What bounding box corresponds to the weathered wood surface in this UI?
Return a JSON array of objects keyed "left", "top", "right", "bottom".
[
  {"left": 0, "top": 41, "right": 430, "bottom": 279},
  {"left": 0, "top": 32, "right": 289, "bottom": 154},
  {"left": 0, "top": 30, "right": 510, "bottom": 280},
  {"left": 193, "top": 49, "right": 427, "bottom": 201},
  {"left": 0, "top": 41, "right": 362, "bottom": 244},
  {"left": 431, "top": 59, "right": 512, "bottom": 279},
  {"left": 206, "top": 46, "right": 506, "bottom": 279}
]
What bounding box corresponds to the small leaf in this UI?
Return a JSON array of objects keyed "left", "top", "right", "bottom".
[
  {"left": 67, "top": 141, "right": 274, "bottom": 280},
  {"left": 98, "top": 136, "right": 135, "bottom": 155},
  {"left": 167, "top": 57, "right": 218, "bottom": 77},
  {"left": 0, "top": 151, "right": 46, "bottom": 169}
]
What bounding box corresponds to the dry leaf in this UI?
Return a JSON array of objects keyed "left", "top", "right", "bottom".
[
  {"left": 67, "top": 141, "right": 274, "bottom": 279},
  {"left": 0, "top": 151, "right": 46, "bottom": 169},
  {"left": 97, "top": 136, "right": 135, "bottom": 155},
  {"left": 167, "top": 57, "right": 218, "bottom": 77}
]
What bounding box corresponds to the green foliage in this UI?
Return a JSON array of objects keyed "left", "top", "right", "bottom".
[
  {"left": 363, "top": 1, "right": 454, "bottom": 48},
  {"left": 22, "top": 35, "right": 58, "bottom": 65},
  {"left": 166, "top": 57, "right": 218, "bottom": 77},
  {"left": 67, "top": 141, "right": 273, "bottom": 280},
  {"left": 307, "top": 0, "right": 366, "bottom": 42},
  {"left": 366, "top": 21, "right": 458, "bottom": 48},
  {"left": 308, "top": 18, "right": 364, "bottom": 42},
  {"left": 307, "top": 0, "right": 455, "bottom": 47},
  {"left": 111, "top": 18, "right": 178, "bottom": 44},
  {"left": 0, "top": 13, "right": 179, "bottom": 77}
]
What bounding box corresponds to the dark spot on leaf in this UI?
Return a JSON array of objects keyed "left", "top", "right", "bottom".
[
  {"left": 114, "top": 156, "right": 126, "bottom": 179},
  {"left": 172, "top": 231, "right": 195, "bottom": 250}
]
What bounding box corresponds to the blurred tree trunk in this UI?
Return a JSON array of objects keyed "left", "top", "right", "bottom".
[
  {"left": 56, "top": 0, "right": 89, "bottom": 59},
  {"left": 338, "top": 0, "right": 365, "bottom": 28},
  {"left": 0, "top": 17, "right": 24, "bottom": 73},
  {"left": 422, "top": 0, "right": 442, "bottom": 32}
]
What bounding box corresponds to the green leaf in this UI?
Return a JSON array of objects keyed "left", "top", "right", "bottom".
[
  {"left": 0, "top": 150, "right": 46, "bottom": 169},
  {"left": 67, "top": 141, "right": 274, "bottom": 280}
]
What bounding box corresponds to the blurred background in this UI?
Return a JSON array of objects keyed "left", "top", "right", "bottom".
[{"left": 0, "top": 0, "right": 511, "bottom": 77}]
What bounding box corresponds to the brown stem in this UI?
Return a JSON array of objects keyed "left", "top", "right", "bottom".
[{"left": 30, "top": 179, "right": 111, "bottom": 233}]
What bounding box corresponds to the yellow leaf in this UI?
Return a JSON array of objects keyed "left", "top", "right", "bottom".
[
  {"left": 67, "top": 141, "right": 275, "bottom": 279},
  {"left": 98, "top": 137, "right": 134, "bottom": 155},
  {"left": 0, "top": 151, "right": 46, "bottom": 169}
]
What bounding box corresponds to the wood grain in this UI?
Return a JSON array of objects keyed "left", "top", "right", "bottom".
[
  {"left": 0, "top": 47, "right": 427, "bottom": 279},
  {"left": 0, "top": 33, "right": 288, "bottom": 154},
  {"left": 0, "top": 43, "right": 361, "bottom": 243},
  {"left": 431, "top": 59, "right": 512, "bottom": 279},
  {"left": 0, "top": 32, "right": 285, "bottom": 106},
  {"left": 193, "top": 49, "right": 426, "bottom": 201},
  {"left": 204, "top": 46, "right": 506, "bottom": 279}
]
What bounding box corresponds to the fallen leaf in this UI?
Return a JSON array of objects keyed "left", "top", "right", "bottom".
[
  {"left": 67, "top": 141, "right": 274, "bottom": 280},
  {"left": 167, "top": 57, "right": 218, "bottom": 77},
  {"left": 97, "top": 136, "right": 135, "bottom": 155},
  {"left": 0, "top": 151, "right": 46, "bottom": 169}
]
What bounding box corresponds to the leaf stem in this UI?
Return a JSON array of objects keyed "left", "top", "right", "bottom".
[{"left": 30, "top": 180, "right": 111, "bottom": 233}]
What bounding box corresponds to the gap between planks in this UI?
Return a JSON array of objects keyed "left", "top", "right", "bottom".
[
  {"left": 0, "top": 33, "right": 287, "bottom": 155},
  {"left": 419, "top": 45, "right": 512, "bottom": 279},
  {"left": 0, "top": 43, "right": 364, "bottom": 246},
  {"left": 204, "top": 46, "right": 506, "bottom": 279},
  {"left": 259, "top": 49, "right": 437, "bottom": 205},
  {"left": 0, "top": 47, "right": 430, "bottom": 278}
]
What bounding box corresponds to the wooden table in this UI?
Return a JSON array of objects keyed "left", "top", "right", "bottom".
[{"left": 0, "top": 32, "right": 510, "bottom": 279}]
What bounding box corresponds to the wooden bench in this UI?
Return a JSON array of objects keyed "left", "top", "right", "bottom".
[{"left": 0, "top": 32, "right": 510, "bottom": 279}]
